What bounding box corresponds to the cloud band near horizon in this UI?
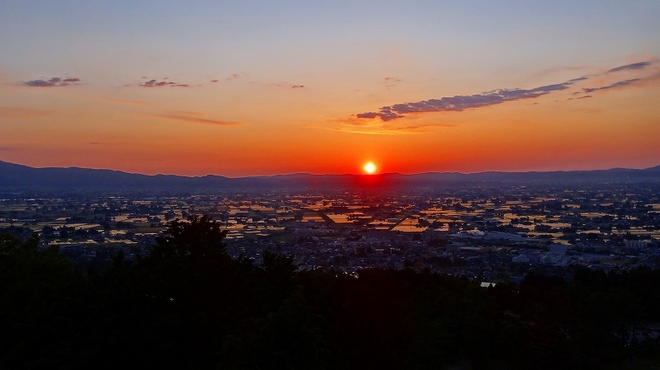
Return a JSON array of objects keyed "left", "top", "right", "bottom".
[
  {"left": 24, "top": 77, "right": 80, "bottom": 87},
  {"left": 356, "top": 77, "right": 587, "bottom": 121},
  {"left": 355, "top": 60, "right": 657, "bottom": 122}
]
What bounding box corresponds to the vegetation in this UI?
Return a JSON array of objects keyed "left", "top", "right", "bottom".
[{"left": 1, "top": 216, "right": 660, "bottom": 369}]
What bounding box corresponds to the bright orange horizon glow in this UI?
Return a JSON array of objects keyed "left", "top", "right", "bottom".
[
  {"left": 1, "top": 4, "right": 658, "bottom": 177},
  {"left": 363, "top": 162, "right": 377, "bottom": 175}
]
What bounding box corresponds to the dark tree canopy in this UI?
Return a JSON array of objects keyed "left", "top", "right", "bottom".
[{"left": 2, "top": 216, "right": 660, "bottom": 369}]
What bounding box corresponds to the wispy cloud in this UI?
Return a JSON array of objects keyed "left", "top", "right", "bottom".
[
  {"left": 0, "top": 106, "right": 48, "bottom": 119},
  {"left": 384, "top": 76, "right": 401, "bottom": 89},
  {"left": 357, "top": 77, "right": 586, "bottom": 121},
  {"left": 139, "top": 79, "right": 190, "bottom": 88},
  {"left": 269, "top": 81, "right": 305, "bottom": 89},
  {"left": 531, "top": 65, "right": 589, "bottom": 79},
  {"left": 354, "top": 58, "right": 660, "bottom": 122},
  {"left": 23, "top": 77, "right": 81, "bottom": 87},
  {"left": 607, "top": 61, "right": 654, "bottom": 73},
  {"left": 150, "top": 111, "right": 243, "bottom": 126},
  {"left": 308, "top": 115, "right": 452, "bottom": 135},
  {"left": 582, "top": 78, "right": 640, "bottom": 93},
  {"left": 94, "top": 97, "right": 149, "bottom": 106},
  {"left": 305, "top": 123, "right": 433, "bottom": 135}
]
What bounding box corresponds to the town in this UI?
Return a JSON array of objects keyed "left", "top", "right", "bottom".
[{"left": 1, "top": 181, "right": 659, "bottom": 282}]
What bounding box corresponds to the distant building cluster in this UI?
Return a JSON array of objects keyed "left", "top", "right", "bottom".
[{"left": 1, "top": 181, "right": 659, "bottom": 281}]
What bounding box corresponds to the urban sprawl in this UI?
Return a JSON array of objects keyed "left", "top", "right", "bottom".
[{"left": 2, "top": 182, "right": 660, "bottom": 282}]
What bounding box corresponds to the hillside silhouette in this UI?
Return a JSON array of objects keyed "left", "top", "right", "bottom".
[
  {"left": 2, "top": 160, "right": 660, "bottom": 192},
  {"left": 2, "top": 216, "right": 660, "bottom": 369}
]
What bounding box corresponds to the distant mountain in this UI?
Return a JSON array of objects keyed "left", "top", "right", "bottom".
[{"left": 1, "top": 160, "right": 659, "bottom": 193}]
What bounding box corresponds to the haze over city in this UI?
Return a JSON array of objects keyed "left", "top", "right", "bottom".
[{"left": 1, "top": 1, "right": 659, "bottom": 176}]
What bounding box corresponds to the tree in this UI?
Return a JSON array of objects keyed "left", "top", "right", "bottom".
[
  {"left": 219, "top": 288, "right": 330, "bottom": 370},
  {"left": 0, "top": 233, "right": 92, "bottom": 368}
]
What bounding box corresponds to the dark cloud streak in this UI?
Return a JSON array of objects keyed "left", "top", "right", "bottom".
[
  {"left": 357, "top": 78, "right": 584, "bottom": 121},
  {"left": 607, "top": 61, "right": 653, "bottom": 73},
  {"left": 269, "top": 81, "right": 305, "bottom": 89},
  {"left": 24, "top": 77, "right": 81, "bottom": 87},
  {"left": 140, "top": 79, "right": 190, "bottom": 87},
  {"left": 151, "top": 113, "right": 243, "bottom": 126},
  {"left": 582, "top": 78, "right": 639, "bottom": 93}
]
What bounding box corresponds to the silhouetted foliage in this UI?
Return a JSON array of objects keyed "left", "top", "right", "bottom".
[
  {"left": 2, "top": 217, "right": 660, "bottom": 369},
  {"left": 0, "top": 233, "right": 93, "bottom": 368}
]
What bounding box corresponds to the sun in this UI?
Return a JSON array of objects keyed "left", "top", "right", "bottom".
[{"left": 363, "top": 162, "right": 377, "bottom": 174}]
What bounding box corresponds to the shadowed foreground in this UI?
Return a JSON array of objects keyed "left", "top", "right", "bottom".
[{"left": 2, "top": 216, "right": 660, "bottom": 369}]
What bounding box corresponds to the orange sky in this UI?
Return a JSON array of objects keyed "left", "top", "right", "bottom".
[{"left": 1, "top": 2, "right": 659, "bottom": 176}]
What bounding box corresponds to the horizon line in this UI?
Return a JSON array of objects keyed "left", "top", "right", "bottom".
[{"left": 1, "top": 159, "right": 658, "bottom": 179}]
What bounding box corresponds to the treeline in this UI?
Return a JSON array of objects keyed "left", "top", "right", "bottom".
[{"left": 1, "top": 216, "right": 660, "bottom": 369}]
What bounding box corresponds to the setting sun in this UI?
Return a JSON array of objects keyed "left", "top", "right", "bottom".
[{"left": 363, "top": 162, "right": 377, "bottom": 174}]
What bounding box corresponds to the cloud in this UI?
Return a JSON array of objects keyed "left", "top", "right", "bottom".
[
  {"left": 309, "top": 115, "right": 452, "bottom": 135},
  {"left": 355, "top": 112, "right": 379, "bottom": 119},
  {"left": 323, "top": 58, "right": 659, "bottom": 133},
  {"left": 357, "top": 78, "right": 584, "bottom": 121},
  {"left": 351, "top": 59, "right": 660, "bottom": 123},
  {"left": 150, "top": 111, "right": 243, "bottom": 126},
  {"left": 0, "top": 106, "right": 48, "bottom": 119},
  {"left": 384, "top": 77, "right": 401, "bottom": 89},
  {"left": 225, "top": 72, "right": 256, "bottom": 83},
  {"left": 140, "top": 79, "right": 190, "bottom": 87},
  {"left": 531, "top": 65, "right": 589, "bottom": 79},
  {"left": 99, "top": 97, "right": 149, "bottom": 106},
  {"left": 607, "top": 61, "right": 654, "bottom": 73},
  {"left": 305, "top": 123, "right": 434, "bottom": 135},
  {"left": 210, "top": 79, "right": 219, "bottom": 83},
  {"left": 269, "top": 81, "right": 305, "bottom": 89},
  {"left": 24, "top": 77, "right": 81, "bottom": 87},
  {"left": 582, "top": 78, "right": 640, "bottom": 93}
]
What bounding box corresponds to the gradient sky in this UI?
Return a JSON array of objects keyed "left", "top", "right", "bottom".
[{"left": 1, "top": 0, "right": 659, "bottom": 176}]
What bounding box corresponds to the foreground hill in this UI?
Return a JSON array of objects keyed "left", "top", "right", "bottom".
[
  {"left": 1, "top": 160, "right": 659, "bottom": 192},
  {"left": 2, "top": 216, "right": 660, "bottom": 369}
]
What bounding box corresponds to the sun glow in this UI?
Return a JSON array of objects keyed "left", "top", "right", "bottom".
[{"left": 363, "top": 162, "right": 377, "bottom": 174}]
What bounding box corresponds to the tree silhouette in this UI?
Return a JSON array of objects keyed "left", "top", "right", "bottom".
[{"left": 0, "top": 233, "right": 92, "bottom": 368}]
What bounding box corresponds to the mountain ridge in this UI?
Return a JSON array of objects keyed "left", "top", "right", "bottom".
[{"left": 1, "top": 160, "right": 659, "bottom": 192}]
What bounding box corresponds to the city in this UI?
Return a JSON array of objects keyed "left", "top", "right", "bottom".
[{"left": 2, "top": 181, "right": 659, "bottom": 282}]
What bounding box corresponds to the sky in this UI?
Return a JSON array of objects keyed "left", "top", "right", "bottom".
[{"left": 1, "top": 0, "right": 659, "bottom": 177}]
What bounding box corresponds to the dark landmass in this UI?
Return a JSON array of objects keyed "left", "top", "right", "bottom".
[
  {"left": 2, "top": 216, "right": 660, "bottom": 369},
  {"left": 1, "top": 160, "right": 660, "bottom": 192}
]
